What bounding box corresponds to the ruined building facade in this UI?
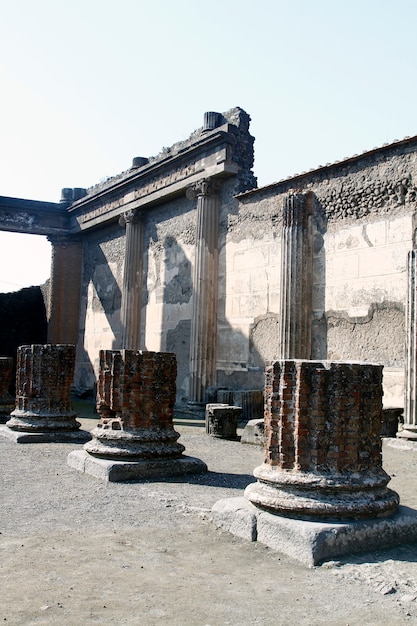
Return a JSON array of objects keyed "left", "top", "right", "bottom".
[{"left": 1, "top": 108, "right": 416, "bottom": 412}]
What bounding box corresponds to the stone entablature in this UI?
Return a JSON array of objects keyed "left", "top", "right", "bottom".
[
  {"left": 0, "top": 195, "right": 70, "bottom": 235},
  {"left": 67, "top": 109, "right": 256, "bottom": 233}
]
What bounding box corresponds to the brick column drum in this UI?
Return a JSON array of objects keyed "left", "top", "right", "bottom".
[
  {"left": 0, "top": 356, "right": 14, "bottom": 422},
  {"left": 85, "top": 350, "right": 184, "bottom": 458},
  {"left": 245, "top": 360, "right": 399, "bottom": 519},
  {"left": 69, "top": 350, "right": 207, "bottom": 480},
  {"left": 6, "top": 344, "right": 80, "bottom": 432}
]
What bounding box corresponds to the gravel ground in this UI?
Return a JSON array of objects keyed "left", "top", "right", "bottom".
[{"left": 1, "top": 410, "right": 417, "bottom": 625}]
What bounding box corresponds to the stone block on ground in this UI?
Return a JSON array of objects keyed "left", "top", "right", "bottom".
[
  {"left": 211, "top": 497, "right": 417, "bottom": 567},
  {"left": 0, "top": 425, "right": 91, "bottom": 443},
  {"left": 67, "top": 449, "right": 207, "bottom": 482},
  {"left": 205, "top": 403, "right": 241, "bottom": 439},
  {"left": 240, "top": 418, "right": 265, "bottom": 445}
]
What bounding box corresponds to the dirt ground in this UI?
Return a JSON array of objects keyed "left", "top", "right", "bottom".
[{"left": 1, "top": 407, "right": 417, "bottom": 626}]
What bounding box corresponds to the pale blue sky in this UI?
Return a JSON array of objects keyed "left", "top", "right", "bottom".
[{"left": 1, "top": 0, "right": 416, "bottom": 290}]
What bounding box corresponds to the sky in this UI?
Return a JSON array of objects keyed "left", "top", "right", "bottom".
[{"left": 1, "top": 0, "right": 416, "bottom": 292}]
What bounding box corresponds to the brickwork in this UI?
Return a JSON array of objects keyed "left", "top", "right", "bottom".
[
  {"left": 84, "top": 350, "right": 185, "bottom": 459},
  {"left": 6, "top": 344, "right": 80, "bottom": 432},
  {"left": 245, "top": 359, "right": 399, "bottom": 519}
]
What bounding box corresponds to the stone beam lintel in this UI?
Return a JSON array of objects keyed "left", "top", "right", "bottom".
[
  {"left": 71, "top": 162, "right": 237, "bottom": 232},
  {"left": 68, "top": 128, "right": 239, "bottom": 232}
]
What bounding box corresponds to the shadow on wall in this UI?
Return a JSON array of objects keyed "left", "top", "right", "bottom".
[
  {"left": 0, "top": 286, "right": 48, "bottom": 392},
  {"left": 75, "top": 233, "right": 123, "bottom": 393},
  {"left": 158, "top": 235, "right": 266, "bottom": 409}
]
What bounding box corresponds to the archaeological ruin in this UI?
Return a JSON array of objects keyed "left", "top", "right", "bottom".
[
  {"left": 212, "top": 358, "right": 417, "bottom": 566},
  {"left": 1, "top": 343, "right": 89, "bottom": 443},
  {"left": 67, "top": 349, "right": 207, "bottom": 480},
  {"left": 1, "top": 107, "right": 417, "bottom": 436}
]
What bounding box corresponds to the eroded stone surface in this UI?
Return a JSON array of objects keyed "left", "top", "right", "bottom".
[
  {"left": 245, "top": 360, "right": 399, "bottom": 520},
  {"left": 6, "top": 344, "right": 80, "bottom": 432}
]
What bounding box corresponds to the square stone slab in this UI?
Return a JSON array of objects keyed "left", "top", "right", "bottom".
[
  {"left": 67, "top": 449, "right": 207, "bottom": 482},
  {"left": 211, "top": 496, "right": 417, "bottom": 567},
  {"left": 0, "top": 425, "right": 91, "bottom": 444}
]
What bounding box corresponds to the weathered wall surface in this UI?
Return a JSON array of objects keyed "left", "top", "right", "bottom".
[
  {"left": 72, "top": 108, "right": 256, "bottom": 405},
  {"left": 75, "top": 224, "right": 125, "bottom": 391},
  {"left": 222, "top": 142, "right": 417, "bottom": 405},
  {"left": 69, "top": 109, "right": 415, "bottom": 409}
]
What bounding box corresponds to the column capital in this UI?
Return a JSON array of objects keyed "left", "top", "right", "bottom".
[
  {"left": 47, "top": 234, "right": 82, "bottom": 247},
  {"left": 186, "top": 178, "right": 221, "bottom": 201},
  {"left": 118, "top": 209, "right": 144, "bottom": 227}
]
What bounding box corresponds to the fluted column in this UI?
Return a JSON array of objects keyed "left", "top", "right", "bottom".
[
  {"left": 187, "top": 179, "right": 220, "bottom": 404},
  {"left": 119, "top": 209, "right": 144, "bottom": 350},
  {"left": 278, "top": 193, "right": 313, "bottom": 359},
  {"left": 398, "top": 250, "right": 417, "bottom": 439},
  {"left": 47, "top": 235, "right": 83, "bottom": 345}
]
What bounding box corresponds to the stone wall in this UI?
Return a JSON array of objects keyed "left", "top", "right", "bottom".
[
  {"left": 66, "top": 114, "right": 416, "bottom": 409},
  {"left": 219, "top": 140, "right": 416, "bottom": 406}
]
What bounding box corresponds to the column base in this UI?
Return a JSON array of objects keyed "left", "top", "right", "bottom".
[
  {"left": 397, "top": 426, "right": 417, "bottom": 440},
  {"left": 67, "top": 449, "right": 208, "bottom": 482},
  {"left": 0, "top": 425, "right": 91, "bottom": 444},
  {"left": 7, "top": 411, "right": 81, "bottom": 432},
  {"left": 245, "top": 464, "right": 399, "bottom": 520},
  {"left": 211, "top": 496, "right": 417, "bottom": 567}
]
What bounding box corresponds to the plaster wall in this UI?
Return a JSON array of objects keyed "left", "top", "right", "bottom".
[
  {"left": 70, "top": 113, "right": 416, "bottom": 411},
  {"left": 220, "top": 145, "right": 417, "bottom": 406}
]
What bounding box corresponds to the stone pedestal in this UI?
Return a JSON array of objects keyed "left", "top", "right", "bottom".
[
  {"left": 68, "top": 350, "right": 207, "bottom": 481},
  {"left": 211, "top": 360, "right": 417, "bottom": 566},
  {"left": 0, "top": 357, "right": 14, "bottom": 423},
  {"left": 1, "top": 344, "right": 88, "bottom": 443},
  {"left": 205, "top": 403, "right": 241, "bottom": 439},
  {"left": 398, "top": 249, "right": 417, "bottom": 440}
]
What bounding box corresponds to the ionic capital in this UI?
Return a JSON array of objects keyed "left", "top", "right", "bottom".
[
  {"left": 186, "top": 178, "right": 221, "bottom": 201},
  {"left": 118, "top": 209, "right": 144, "bottom": 227}
]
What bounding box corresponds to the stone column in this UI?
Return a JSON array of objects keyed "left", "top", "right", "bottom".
[
  {"left": 6, "top": 344, "right": 80, "bottom": 433},
  {"left": 47, "top": 235, "right": 83, "bottom": 345},
  {"left": 119, "top": 209, "right": 144, "bottom": 350},
  {"left": 85, "top": 350, "right": 183, "bottom": 458},
  {"left": 68, "top": 350, "right": 207, "bottom": 480},
  {"left": 245, "top": 359, "right": 399, "bottom": 519},
  {"left": 278, "top": 193, "right": 313, "bottom": 359},
  {"left": 0, "top": 357, "right": 14, "bottom": 422},
  {"left": 398, "top": 249, "right": 417, "bottom": 440},
  {"left": 187, "top": 179, "right": 220, "bottom": 405}
]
